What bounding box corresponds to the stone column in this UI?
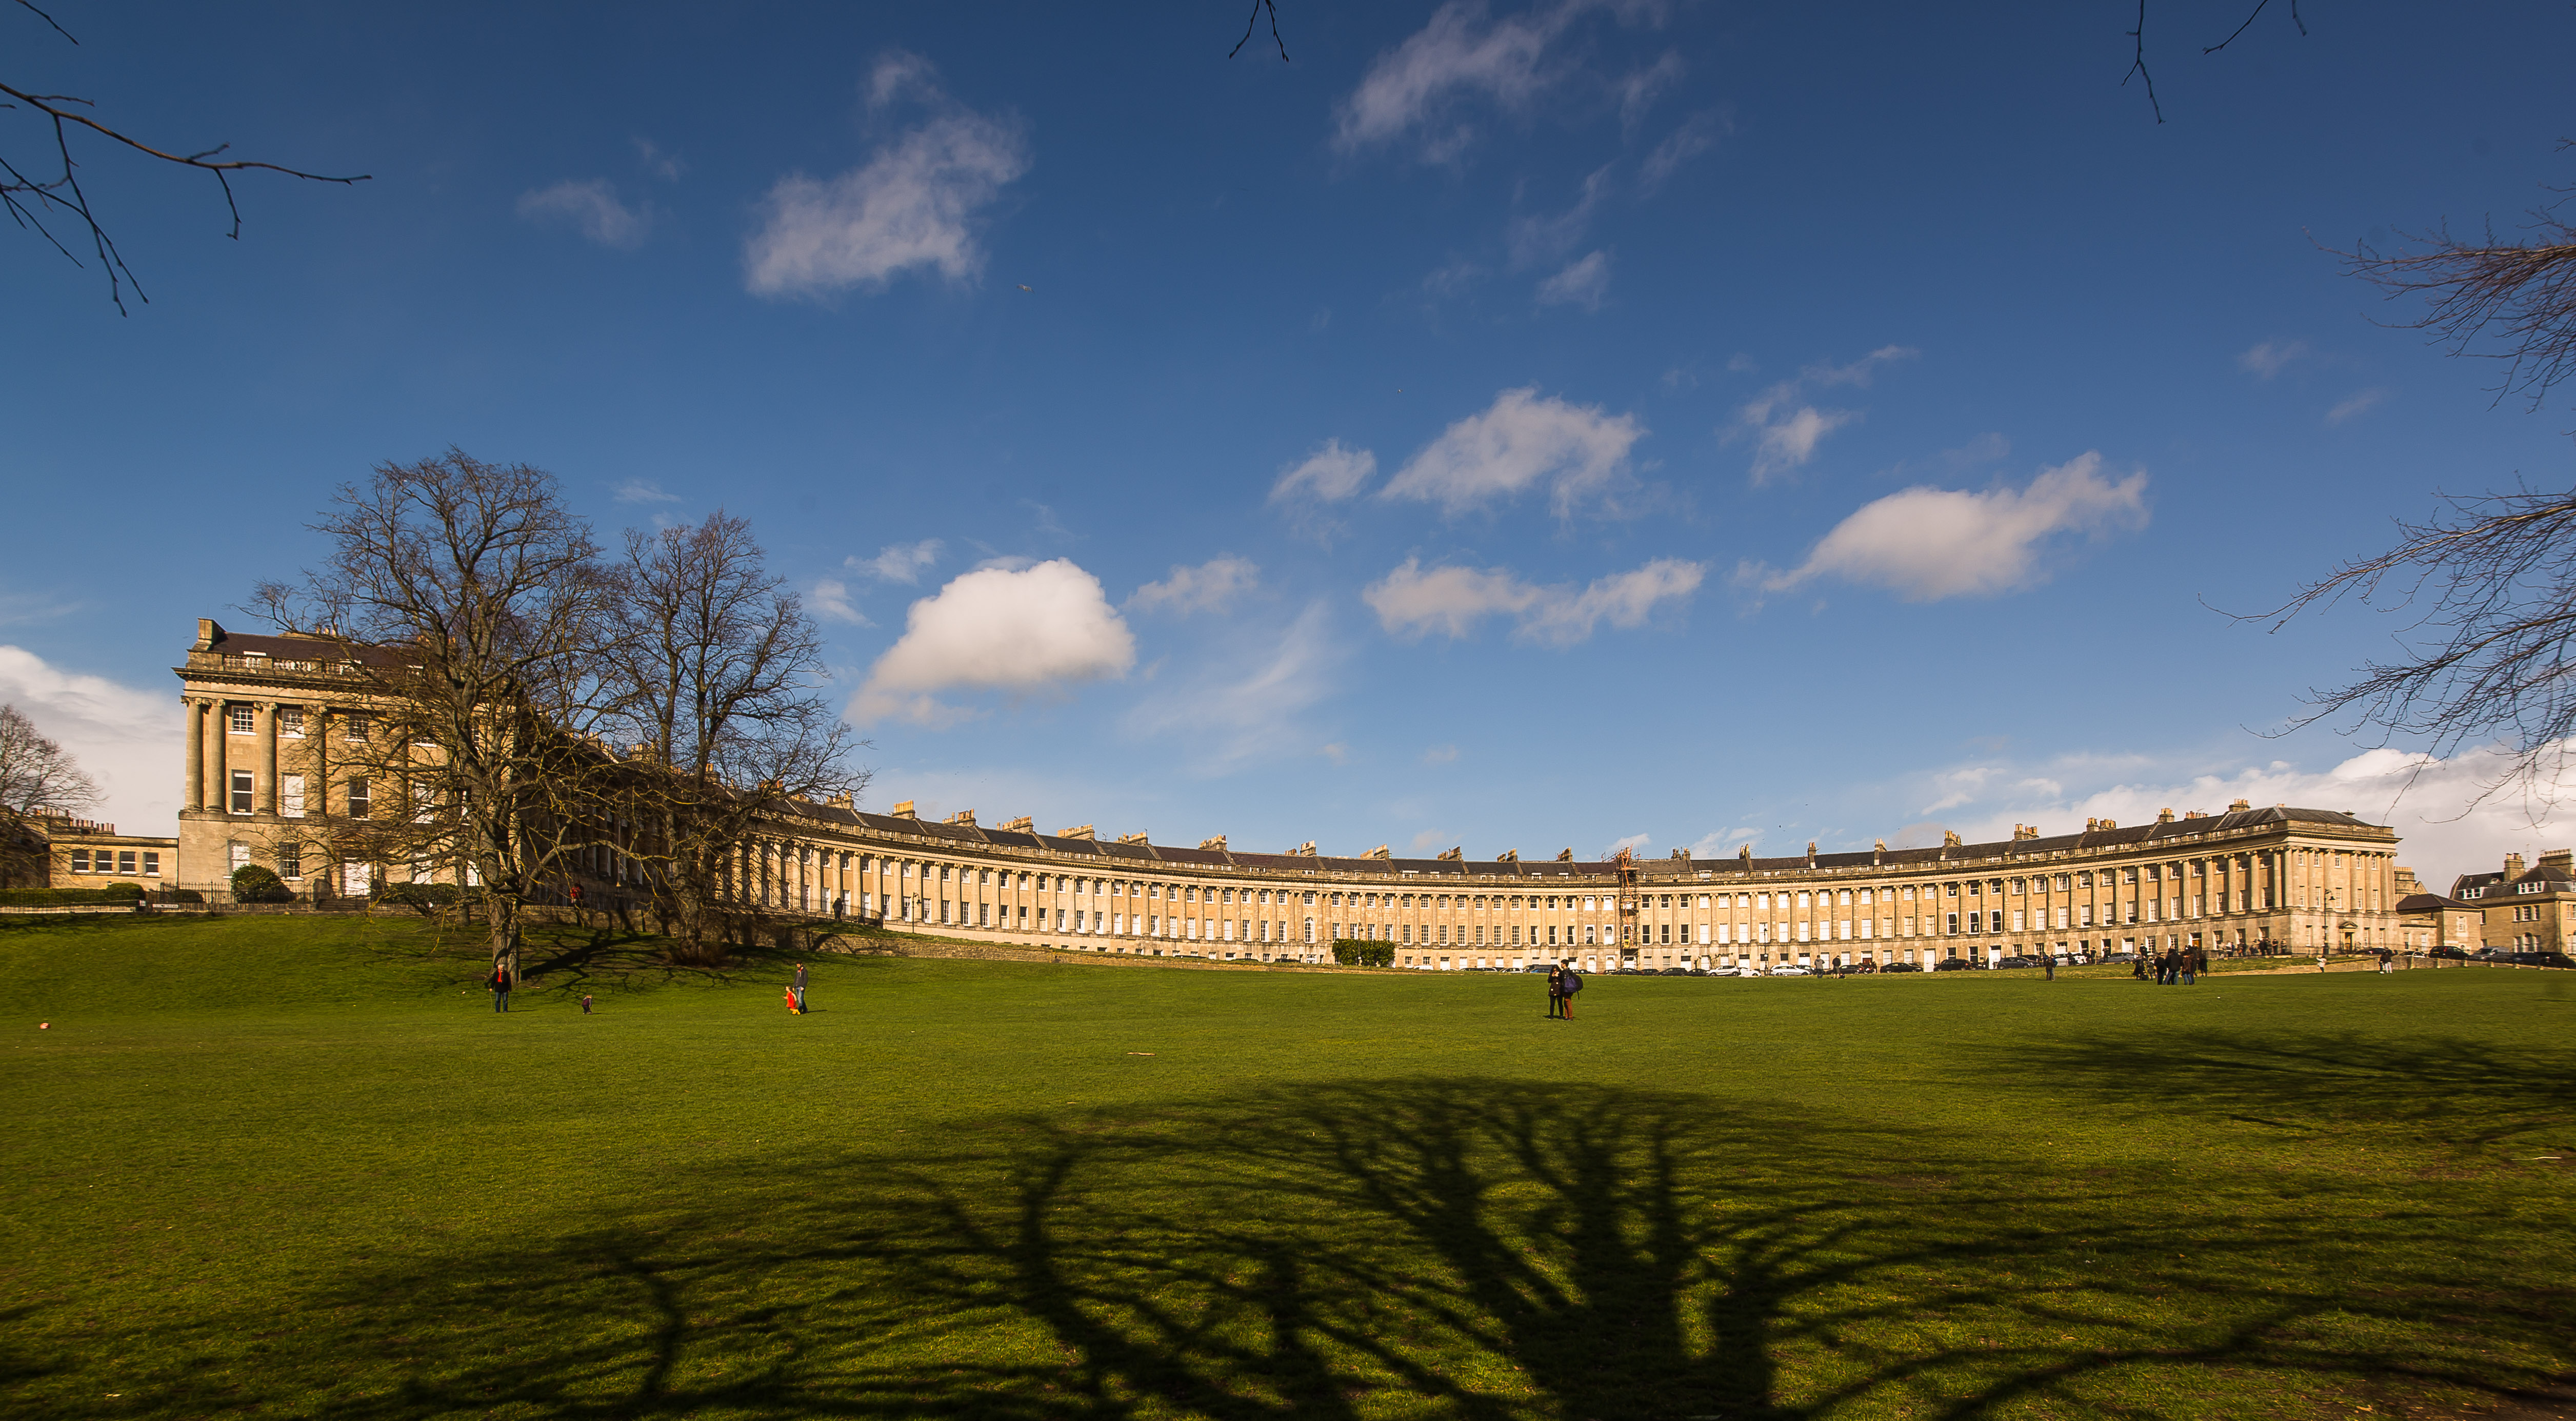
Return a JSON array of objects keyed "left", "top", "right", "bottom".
[
  {"left": 256, "top": 703, "right": 278, "bottom": 814},
  {"left": 213, "top": 702, "right": 232, "bottom": 814},
  {"left": 185, "top": 699, "right": 207, "bottom": 811},
  {"left": 310, "top": 706, "right": 329, "bottom": 817}
]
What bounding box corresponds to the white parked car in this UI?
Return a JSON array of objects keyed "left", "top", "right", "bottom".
[{"left": 1768, "top": 965, "right": 1810, "bottom": 977}]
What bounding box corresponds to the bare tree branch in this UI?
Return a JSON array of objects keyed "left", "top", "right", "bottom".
[
  {"left": 2330, "top": 187, "right": 2576, "bottom": 411},
  {"left": 2202, "top": 0, "right": 2305, "bottom": 56},
  {"left": 4, "top": 3, "right": 371, "bottom": 312},
  {"left": 2231, "top": 481, "right": 2576, "bottom": 813},
  {"left": 0, "top": 701, "right": 98, "bottom": 886},
  {"left": 1229, "top": 0, "right": 1288, "bottom": 64},
  {"left": 2121, "top": 0, "right": 2163, "bottom": 125}
]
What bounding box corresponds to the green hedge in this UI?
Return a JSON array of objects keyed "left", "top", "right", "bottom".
[
  {"left": 1330, "top": 938, "right": 1397, "bottom": 968},
  {"left": 0, "top": 883, "right": 145, "bottom": 906}
]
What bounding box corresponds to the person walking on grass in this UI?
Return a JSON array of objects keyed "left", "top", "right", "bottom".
[
  {"left": 2180, "top": 950, "right": 2197, "bottom": 986},
  {"left": 1557, "top": 962, "right": 1582, "bottom": 1019},
  {"left": 1545, "top": 963, "right": 1564, "bottom": 1018},
  {"left": 488, "top": 961, "right": 511, "bottom": 1013},
  {"left": 792, "top": 961, "right": 809, "bottom": 1014}
]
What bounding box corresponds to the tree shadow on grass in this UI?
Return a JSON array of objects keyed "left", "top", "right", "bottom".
[
  {"left": 1970, "top": 1029, "right": 2576, "bottom": 1153},
  {"left": 38, "top": 1078, "right": 2576, "bottom": 1420}
]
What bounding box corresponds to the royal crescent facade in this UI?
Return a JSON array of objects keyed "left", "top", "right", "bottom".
[{"left": 177, "top": 618, "right": 2408, "bottom": 967}]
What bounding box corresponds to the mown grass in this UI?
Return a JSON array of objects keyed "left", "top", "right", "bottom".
[{"left": 1, "top": 913, "right": 2570, "bottom": 1420}]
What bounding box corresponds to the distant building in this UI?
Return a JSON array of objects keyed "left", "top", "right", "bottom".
[
  {"left": 28, "top": 816, "right": 177, "bottom": 891},
  {"left": 2393, "top": 866, "right": 2484, "bottom": 954},
  {"left": 2449, "top": 848, "right": 2575, "bottom": 956}
]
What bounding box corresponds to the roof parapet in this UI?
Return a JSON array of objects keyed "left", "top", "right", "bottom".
[{"left": 1057, "top": 823, "right": 1095, "bottom": 839}]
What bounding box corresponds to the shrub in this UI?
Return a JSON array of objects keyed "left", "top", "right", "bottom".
[
  {"left": 0, "top": 885, "right": 146, "bottom": 906},
  {"left": 231, "top": 864, "right": 295, "bottom": 903},
  {"left": 1330, "top": 938, "right": 1397, "bottom": 968},
  {"left": 376, "top": 882, "right": 467, "bottom": 915},
  {"left": 154, "top": 887, "right": 206, "bottom": 904}
]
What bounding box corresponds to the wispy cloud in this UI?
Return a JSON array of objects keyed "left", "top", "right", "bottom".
[
  {"left": 810, "top": 577, "right": 869, "bottom": 626},
  {"left": 1270, "top": 440, "right": 1377, "bottom": 504},
  {"left": 1334, "top": 1, "right": 1578, "bottom": 162},
  {"left": 1535, "top": 250, "right": 1611, "bottom": 311},
  {"left": 612, "top": 479, "right": 682, "bottom": 504},
  {"left": 518, "top": 179, "right": 653, "bottom": 249},
  {"left": 2326, "top": 388, "right": 2387, "bottom": 425},
  {"left": 1507, "top": 165, "right": 1611, "bottom": 269},
  {"left": 852, "top": 559, "right": 1134, "bottom": 726},
  {"left": 0, "top": 645, "right": 179, "bottom": 835},
  {"left": 1423, "top": 744, "right": 1461, "bottom": 765},
  {"left": 1742, "top": 451, "right": 2148, "bottom": 602},
  {"left": 849, "top": 538, "right": 944, "bottom": 584},
  {"left": 744, "top": 51, "right": 1029, "bottom": 300},
  {"left": 1639, "top": 109, "right": 1727, "bottom": 190},
  {"left": 2238, "top": 339, "right": 2310, "bottom": 379},
  {"left": 1730, "top": 345, "right": 1917, "bottom": 484},
  {"left": 1128, "top": 557, "right": 1260, "bottom": 617},
  {"left": 633, "top": 137, "right": 685, "bottom": 182},
  {"left": 1121, "top": 602, "right": 1341, "bottom": 774},
  {"left": 1381, "top": 387, "right": 1645, "bottom": 517},
  {"left": 1365, "top": 555, "right": 1705, "bottom": 647}
]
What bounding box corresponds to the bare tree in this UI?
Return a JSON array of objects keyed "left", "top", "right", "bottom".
[
  {"left": 253, "top": 450, "right": 624, "bottom": 970},
  {"left": 603, "top": 512, "right": 866, "bottom": 958},
  {"left": 0, "top": 701, "right": 96, "bottom": 886},
  {"left": 2249, "top": 159, "right": 2576, "bottom": 812},
  {"left": 5, "top": 0, "right": 370, "bottom": 313}
]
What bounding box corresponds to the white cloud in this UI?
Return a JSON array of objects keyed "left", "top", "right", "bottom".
[
  {"left": 1120, "top": 602, "right": 1340, "bottom": 774},
  {"left": 1381, "top": 387, "right": 1645, "bottom": 517},
  {"left": 1507, "top": 165, "right": 1611, "bottom": 268},
  {"left": 2327, "top": 388, "right": 2388, "bottom": 425},
  {"left": 612, "top": 479, "right": 682, "bottom": 504},
  {"left": 1364, "top": 555, "right": 1704, "bottom": 647},
  {"left": 849, "top": 538, "right": 944, "bottom": 584},
  {"left": 517, "top": 179, "right": 653, "bottom": 249},
  {"left": 1608, "top": 831, "right": 1652, "bottom": 857},
  {"left": 1639, "top": 109, "right": 1726, "bottom": 190},
  {"left": 1334, "top": 1, "right": 1571, "bottom": 161},
  {"left": 1128, "top": 557, "right": 1260, "bottom": 617},
  {"left": 744, "top": 55, "right": 1029, "bottom": 300},
  {"left": 633, "top": 137, "right": 685, "bottom": 182},
  {"left": 1914, "top": 740, "right": 2574, "bottom": 886},
  {"left": 810, "top": 578, "right": 869, "bottom": 626},
  {"left": 1616, "top": 52, "right": 1685, "bottom": 128},
  {"left": 1423, "top": 744, "right": 1460, "bottom": 765},
  {"left": 0, "top": 646, "right": 178, "bottom": 838},
  {"left": 1269, "top": 440, "right": 1377, "bottom": 505},
  {"left": 1731, "top": 345, "right": 1917, "bottom": 484},
  {"left": 1321, "top": 742, "right": 1349, "bottom": 765},
  {"left": 2239, "top": 340, "right": 2310, "bottom": 379},
  {"left": 852, "top": 559, "right": 1134, "bottom": 725},
  {"left": 1745, "top": 451, "right": 2148, "bottom": 602},
  {"left": 1535, "top": 250, "right": 1611, "bottom": 311},
  {"left": 1941, "top": 432, "right": 2011, "bottom": 470}
]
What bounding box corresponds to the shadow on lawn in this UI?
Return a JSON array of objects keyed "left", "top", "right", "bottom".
[
  {"left": 92, "top": 1078, "right": 2576, "bottom": 1420},
  {"left": 1975, "top": 1029, "right": 2576, "bottom": 1152}
]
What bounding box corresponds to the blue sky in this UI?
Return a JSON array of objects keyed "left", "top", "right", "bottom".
[{"left": 6, "top": 1, "right": 2572, "bottom": 880}]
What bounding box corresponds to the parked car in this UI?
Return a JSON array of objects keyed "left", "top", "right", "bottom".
[
  {"left": 1880, "top": 960, "right": 1921, "bottom": 973},
  {"left": 2100, "top": 952, "right": 2141, "bottom": 963},
  {"left": 2428, "top": 946, "right": 2471, "bottom": 960},
  {"left": 1994, "top": 955, "right": 2041, "bottom": 970},
  {"left": 2506, "top": 951, "right": 2576, "bottom": 969},
  {"left": 1657, "top": 966, "right": 1691, "bottom": 976},
  {"left": 1931, "top": 958, "right": 1975, "bottom": 972},
  {"left": 1770, "top": 965, "right": 1811, "bottom": 977}
]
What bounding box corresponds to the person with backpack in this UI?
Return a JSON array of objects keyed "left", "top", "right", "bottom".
[{"left": 1557, "top": 962, "right": 1583, "bottom": 1019}]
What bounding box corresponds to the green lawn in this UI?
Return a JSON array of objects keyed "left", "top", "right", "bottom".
[{"left": 2, "top": 915, "right": 2570, "bottom": 1420}]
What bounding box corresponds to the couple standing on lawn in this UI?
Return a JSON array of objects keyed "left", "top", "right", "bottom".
[{"left": 1545, "top": 962, "right": 1584, "bottom": 1019}]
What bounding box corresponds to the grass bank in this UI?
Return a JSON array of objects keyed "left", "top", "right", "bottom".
[{"left": 2, "top": 914, "right": 2569, "bottom": 1419}]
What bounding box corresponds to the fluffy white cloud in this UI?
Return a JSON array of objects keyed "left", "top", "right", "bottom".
[
  {"left": 1120, "top": 602, "right": 1339, "bottom": 774},
  {"left": 745, "top": 55, "right": 1029, "bottom": 299},
  {"left": 1128, "top": 557, "right": 1260, "bottom": 616},
  {"left": 1364, "top": 555, "right": 1704, "bottom": 647},
  {"left": 1731, "top": 345, "right": 1916, "bottom": 484},
  {"left": 1747, "top": 451, "right": 2147, "bottom": 602},
  {"left": 0, "top": 645, "right": 178, "bottom": 837},
  {"left": 2239, "top": 339, "right": 2309, "bottom": 379},
  {"left": 852, "top": 559, "right": 1134, "bottom": 725},
  {"left": 1381, "top": 387, "right": 1644, "bottom": 517},
  {"left": 1535, "top": 249, "right": 1611, "bottom": 311},
  {"left": 849, "top": 538, "right": 944, "bottom": 584},
  {"left": 1268, "top": 440, "right": 1377, "bottom": 504},
  {"left": 517, "top": 179, "right": 653, "bottom": 249},
  {"left": 2327, "top": 388, "right": 2388, "bottom": 425}
]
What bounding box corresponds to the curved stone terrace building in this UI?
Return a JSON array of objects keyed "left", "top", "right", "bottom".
[{"left": 176, "top": 619, "right": 2405, "bottom": 967}]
